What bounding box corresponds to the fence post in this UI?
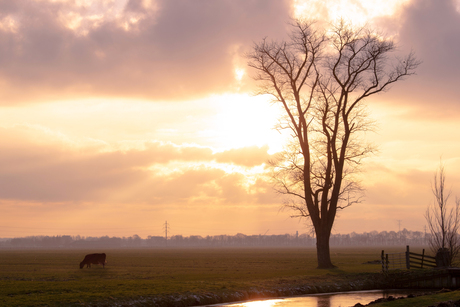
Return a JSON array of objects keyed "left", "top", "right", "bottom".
[
  {"left": 386, "top": 254, "right": 389, "bottom": 271},
  {"left": 421, "top": 249, "right": 425, "bottom": 269},
  {"left": 381, "top": 250, "right": 385, "bottom": 272},
  {"left": 406, "top": 245, "right": 410, "bottom": 269}
]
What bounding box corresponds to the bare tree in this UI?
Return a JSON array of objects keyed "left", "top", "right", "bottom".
[
  {"left": 425, "top": 163, "right": 460, "bottom": 266},
  {"left": 247, "top": 19, "right": 419, "bottom": 268}
]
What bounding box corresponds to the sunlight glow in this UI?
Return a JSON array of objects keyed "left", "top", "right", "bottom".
[
  {"left": 47, "top": 0, "right": 158, "bottom": 35},
  {"left": 294, "top": 0, "right": 411, "bottom": 25},
  {"left": 0, "top": 94, "right": 286, "bottom": 154},
  {"left": 239, "top": 299, "right": 284, "bottom": 307},
  {"left": 209, "top": 93, "right": 285, "bottom": 153},
  {"left": 0, "top": 15, "right": 19, "bottom": 33},
  {"left": 234, "top": 68, "right": 245, "bottom": 82}
]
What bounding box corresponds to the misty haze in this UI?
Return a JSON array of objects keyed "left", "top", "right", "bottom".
[{"left": 1, "top": 0, "right": 460, "bottom": 306}]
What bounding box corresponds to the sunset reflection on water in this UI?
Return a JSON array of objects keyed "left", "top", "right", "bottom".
[
  {"left": 239, "top": 300, "right": 285, "bottom": 307},
  {"left": 215, "top": 297, "right": 317, "bottom": 307},
  {"left": 205, "top": 290, "right": 424, "bottom": 307},
  {"left": 225, "top": 299, "right": 285, "bottom": 307}
]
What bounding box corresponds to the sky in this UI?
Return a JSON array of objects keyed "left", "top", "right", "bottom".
[{"left": 0, "top": 0, "right": 460, "bottom": 238}]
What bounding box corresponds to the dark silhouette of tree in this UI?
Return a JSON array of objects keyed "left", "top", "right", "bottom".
[
  {"left": 426, "top": 162, "right": 460, "bottom": 266},
  {"left": 247, "top": 19, "right": 419, "bottom": 268}
]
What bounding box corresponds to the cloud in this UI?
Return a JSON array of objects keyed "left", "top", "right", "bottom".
[
  {"left": 214, "top": 145, "right": 271, "bottom": 167},
  {"left": 0, "top": 125, "right": 274, "bottom": 203},
  {"left": 363, "top": 165, "right": 431, "bottom": 207},
  {"left": 375, "top": 0, "right": 460, "bottom": 117},
  {"left": 0, "top": 0, "right": 292, "bottom": 104}
]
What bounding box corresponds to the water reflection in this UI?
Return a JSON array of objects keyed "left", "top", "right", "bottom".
[
  {"left": 206, "top": 290, "right": 417, "bottom": 307},
  {"left": 236, "top": 300, "right": 284, "bottom": 307}
]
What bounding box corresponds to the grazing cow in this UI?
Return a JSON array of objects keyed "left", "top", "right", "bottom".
[{"left": 80, "top": 253, "right": 107, "bottom": 269}]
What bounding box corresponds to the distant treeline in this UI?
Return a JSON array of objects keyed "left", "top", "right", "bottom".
[{"left": 0, "top": 229, "right": 427, "bottom": 249}]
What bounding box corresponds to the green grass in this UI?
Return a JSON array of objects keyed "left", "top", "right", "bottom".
[
  {"left": 0, "top": 247, "right": 401, "bottom": 306},
  {"left": 372, "top": 290, "right": 460, "bottom": 307}
]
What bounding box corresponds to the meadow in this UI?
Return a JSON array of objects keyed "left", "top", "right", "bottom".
[{"left": 0, "top": 246, "right": 414, "bottom": 306}]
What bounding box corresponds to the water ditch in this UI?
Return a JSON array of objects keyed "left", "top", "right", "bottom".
[
  {"left": 201, "top": 289, "right": 431, "bottom": 307},
  {"left": 111, "top": 271, "right": 447, "bottom": 306}
]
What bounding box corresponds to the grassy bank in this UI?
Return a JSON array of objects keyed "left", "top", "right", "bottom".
[
  {"left": 371, "top": 290, "right": 460, "bottom": 307},
  {"left": 0, "top": 246, "right": 410, "bottom": 306}
]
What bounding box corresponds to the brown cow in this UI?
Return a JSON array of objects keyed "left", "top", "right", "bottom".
[{"left": 79, "top": 253, "right": 107, "bottom": 269}]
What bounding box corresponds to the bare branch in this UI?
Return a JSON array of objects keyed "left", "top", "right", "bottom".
[
  {"left": 425, "top": 162, "right": 460, "bottom": 266},
  {"left": 248, "top": 18, "right": 418, "bottom": 269}
]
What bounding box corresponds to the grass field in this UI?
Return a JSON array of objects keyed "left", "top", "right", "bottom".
[
  {"left": 372, "top": 290, "right": 460, "bottom": 307},
  {"left": 0, "top": 246, "right": 414, "bottom": 306}
]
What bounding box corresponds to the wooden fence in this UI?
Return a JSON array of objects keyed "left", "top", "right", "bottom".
[
  {"left": 407, "top": 246, "right": 437, "bottom": 269},
  {"left": 381, "top": 245, "right": 436, "bottom": 272}
]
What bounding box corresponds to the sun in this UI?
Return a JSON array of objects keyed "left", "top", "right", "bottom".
[
  {"left": 209, "top": 93, "right": 286, "bottom": 154},
  {"left": 234, "top": 68, "right": 245, "bottom": 82}
]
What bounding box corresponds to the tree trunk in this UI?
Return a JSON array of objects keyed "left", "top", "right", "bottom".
[{"left": 316, "top": 228, "right": 335, "bottom": 269}]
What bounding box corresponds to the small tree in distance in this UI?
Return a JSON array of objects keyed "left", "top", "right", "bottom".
[
  {"left": 247, "top": 19, "right": 419, "bottom": 268},
  {"left": 425, "top": 162, "right": 460, "bottom": 266}
]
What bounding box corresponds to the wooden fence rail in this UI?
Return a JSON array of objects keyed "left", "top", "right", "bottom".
[
  {"left": 381, "top": 245, "right": 436, "bottom": 272},
  {"left": 408, "top": 248, "right": 436, "bottom": 269}
]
